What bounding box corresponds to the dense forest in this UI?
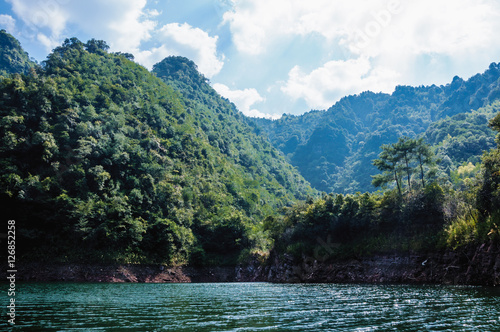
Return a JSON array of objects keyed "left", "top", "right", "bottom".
[
  {"left": 0, "top": 30, "right": 35, "bottom": 76},
  {"left": 1, "top": 30, "right": 500, "bottom": 267},
  {"left": 253, "top": 69, "right": 500, "bottom": 193},
  {"left": 0, "top": 30, "right": 312, "bottom": 265},
  {"left": 266, "top": 124, "right": 500, "bottom": 261}
]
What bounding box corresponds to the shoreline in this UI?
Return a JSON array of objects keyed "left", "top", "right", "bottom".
[{"left": 3, "top": 242, "right": 499, "bottom": 286}]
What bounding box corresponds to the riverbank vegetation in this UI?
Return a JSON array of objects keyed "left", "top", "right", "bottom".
[
  {"left": 1, "top": 30, "right": 500, "bottom": 267},
  {"left": 0, "top": 31, "right": 312, "bottom": 266},
  {"left": 264, "top": 112, "right": 500, "bottom": 262}
]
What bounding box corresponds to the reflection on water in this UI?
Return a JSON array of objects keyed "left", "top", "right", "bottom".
[{"left": 2, "top": 282, "right": 500, "bottom": 331}]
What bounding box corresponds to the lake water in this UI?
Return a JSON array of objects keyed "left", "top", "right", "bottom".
[{"left": 2, "top": 282, "right": 500, "bottom": 331}]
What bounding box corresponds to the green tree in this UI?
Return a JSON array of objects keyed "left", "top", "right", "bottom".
[
  {"left": 395, "top": 137, "right": 417, "bottom": 192},
  {"left": 414, "top": 138, "right": 436, "bottom": 188},
  {"left": 372, "top": 143, "right": 403, "bottom": 195},
  {"left": 373, "top": 137, "right": 436, "bottom": 194},
  {"left": 477, "top": 112, "right": 500, "bottom": 220}
]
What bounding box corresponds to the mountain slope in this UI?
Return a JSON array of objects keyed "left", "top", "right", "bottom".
[
  {"left": 0, "top": 34, "right": 313, "bottom": 265},
  {"left": 152, "top": 56, "right": 312, "bottom": 201},
  {"left": 254, "top": 64, "right": 500, "bottom": 193},
  {"left": 0, "top": 29, "right": 36, "bottom": 75}
]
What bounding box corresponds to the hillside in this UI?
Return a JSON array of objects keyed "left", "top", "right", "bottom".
[
  {"left": 0, "top": 29, "right": 36, "bottom": 76},
  {"left": 253, "top": 66, "right": 500, "bottom": 193},
  {"left": 2, "top": 29, "right": 500, "bottom": 274},
  {"left": 0, "top": 34, "right": 313, "bottom": 265}
]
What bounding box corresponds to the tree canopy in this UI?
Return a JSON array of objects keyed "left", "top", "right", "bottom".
[
  {"left": 372, "top": 137, "right": 437, "bottom": 195},
  {"left": 0, "top": 34, "right": 313, "bottom": 265}
]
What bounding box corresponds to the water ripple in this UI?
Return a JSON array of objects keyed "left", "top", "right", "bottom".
[{"left": 2, "top": 283, "right": 500, "bottom": 331}]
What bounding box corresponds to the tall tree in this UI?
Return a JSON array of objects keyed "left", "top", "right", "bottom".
[
  {"left": 372, "top": 137, "right": 436, "bottom": 195},
  {"left": 414, "top": 138, "right": 435, "bottom": 188},
  {"left": 395, "top": 137, "right": 417, "bottom": 192},
  {"left": 372, "top": 144, "right": 403, "bottom": 196}
]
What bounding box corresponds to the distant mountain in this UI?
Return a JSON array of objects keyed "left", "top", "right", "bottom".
[
  {"left": 0, "top": 29, "right": 36, "bottom": 75},
  {"left": 253, "top": 64, "right": 500, "bottom": 193},
  {"left": 3, "top": 28, "right": 499, "bottom": 267},
  {"left": 0, "top": 33, "right": 313, "bottom": 265}
]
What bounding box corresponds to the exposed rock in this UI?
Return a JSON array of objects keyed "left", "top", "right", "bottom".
[
  {"left": 240, "top": 241, "right": 500, "bottom": 286},
  {"left": 3, "top": 242, "right": 499, "bottom": 285}
]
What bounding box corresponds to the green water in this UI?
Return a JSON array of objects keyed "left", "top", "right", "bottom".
[{"left": 2, "top": 283, "right": 500, "bottom": 331}]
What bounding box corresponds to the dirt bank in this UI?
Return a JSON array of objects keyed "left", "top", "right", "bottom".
[
  {"left": 240, "top": 241, "right": 500, "bottom": 286},
  {"left": 4, "top": 263, "right": 237, "bottom": 283},
  {"left": 4, "top": 242, "right": 499, "bottom": 285}
]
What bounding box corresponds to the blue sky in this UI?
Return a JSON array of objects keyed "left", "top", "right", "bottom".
[{"left": 1, "top": 0, "right": 500, "bottom": 118}]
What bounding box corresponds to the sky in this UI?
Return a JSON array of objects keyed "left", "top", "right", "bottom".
[{"left": 1, "top": 0, "right": 500, "bottom": 119}]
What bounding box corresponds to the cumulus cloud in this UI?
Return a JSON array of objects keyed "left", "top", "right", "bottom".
[
  {"left": 223, "top": 0, "right": 395, "bottom": 55},
  {"left": 159, "top": 23, "right": 223, "bottom": 78},
  {"left": 224, "top": 0, "right": 500, "bottom": 110},
  {"left": 224, "top": 0, "right": 500, "bottom": 58},
  {"left": 281, "top": 57, "right": 399, "bottom": 110},
  {"left": 0, "top": 14, "right": 17, "bottom": 33},
  {"left": 213, "top": 83, "right": 277, "bottom": 118},
  {"left": 7, "top": 0, "right": 68, "bottom": 37},
  {"left": 6, "top": 0, "right": 155, "bottom": 52},
  {"left": 135, "top": 23, "right": 224, "bottom": 78}
]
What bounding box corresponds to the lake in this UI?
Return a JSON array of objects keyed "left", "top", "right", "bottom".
[{"left": 2, "top": 283, "right": 500, "bottom": 331}]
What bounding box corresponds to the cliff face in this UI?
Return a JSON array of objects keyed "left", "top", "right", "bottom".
[
  {"left": 240, "top": 242, "right": 500, "bottom": 286},
  {"left": 5, "top": 242, "right": 500, "bottom": 285}
]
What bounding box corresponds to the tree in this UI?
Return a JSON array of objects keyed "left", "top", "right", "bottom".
[
  {"left": 414, "top": 138, "right": 436, "bottom": 188},
  {"left": 372, "top": 143, "right": 403, "bottom": 196},
  {"left": 84, "top": 39, "right": 110, "bottom": 54},
  {"left": 372, "top": 137, "right": 436, "bottom": 195},
  {"left": 395, "top": 137, "right": 417, "bottom": 192},
  {"left": 477, "top": 112, "right": 500, "bottom": 219}
]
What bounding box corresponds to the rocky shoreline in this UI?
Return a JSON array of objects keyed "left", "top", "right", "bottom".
[
  {"left": 4, "top": 242, "right": 500, "bottom": 286},
  {"left": 247, "top": 242, "right": 500, "bottom": 286},
  {"left": 4, "top": 263, "right": 238, "bottom": 283}
]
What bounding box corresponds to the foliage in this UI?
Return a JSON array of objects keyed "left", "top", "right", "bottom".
[
  {"left": 0, "top": 34, "right": 313, "bottom": 265},
  {"left": 372, "top": 137, "right": 437, "bottom": 194},
  {"left": 270, "top": 106, "right": 500, "bottom": 258},
  {"left": 2, "top": 30, "right": 500, "bottom": 269},
  {"left": 444, "top": 111, "right": 500, "bottom": 247},
  {"left": 253, "top": 66, "right": 500, "bottom": 193},
  {"left": 0, "top": 29, "right": 37, "bottom": 76},
  {"left": 426, "top": 102, "right": 498, "bottom": 175},
  {"left": 268, "top": 184, "right": 447, "bottom": 260}
]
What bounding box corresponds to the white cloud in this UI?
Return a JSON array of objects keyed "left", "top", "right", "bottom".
[
  {"left": 135, "top": 45, "right": 171, "bottom": 70},
  {"left": 36, "top": 32, "right": 59, "bottom": 51},
  {"left": 7, "top": 0, "right": 68, "bottom": 38},
  {"left": 222, "top": 0, "right": 395, "bottom": 55},
  {"left": 281, "top": 57, "right": 399, "bottom": 110},
  {"left": 161, "top": 23, "right": 223, "bottom": 78},
  {"left": 6, "top": 0, "right": 155, "bottom": 52},
  {"left": 136, "top": 23, "right": 224, "bottom": 78},
  {"left": 223, "top": 0, "right": 500, "bottom": 111},
  {"left": 213, "top": 83, "right": 277, "bottom": 118},
  {"left": 224, "top": 0, "right": 500, "bottom": 58},
  {"left": 0, "top": 14, "right": 17, "bottom": 33}
]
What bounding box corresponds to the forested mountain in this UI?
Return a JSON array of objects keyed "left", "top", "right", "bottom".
[
  {"left": 2, "top": 29, "right": 500, "bottom": 269},
  {"left": 253, "top": 66, "right": 500, "bottom": 193},
  {"left": 0, "top": 29, "right": 36, "bottom": 76},
  {"left": 0, "top": 33, "right": 313, "bottom": 265}
]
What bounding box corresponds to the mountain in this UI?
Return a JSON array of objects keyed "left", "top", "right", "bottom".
[
  {"left": 0, "top": 33, "right": 313, "bottom": 265},
  {"left": 0, "top": 29, "right": 36, "bottom": 76},
  {"left": 2, "top": 29, "right": 499, "bottom": 269},
  {"left": 253, "top": 64, "right": 500, "bottom": 193}
]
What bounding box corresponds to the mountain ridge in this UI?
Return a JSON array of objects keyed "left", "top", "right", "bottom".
[
  {"left": 0, "top": 32, "right": 313, "bottom": 265},
  {"left": 252, "top": 63, "right": 500, "bottom": 193}
]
